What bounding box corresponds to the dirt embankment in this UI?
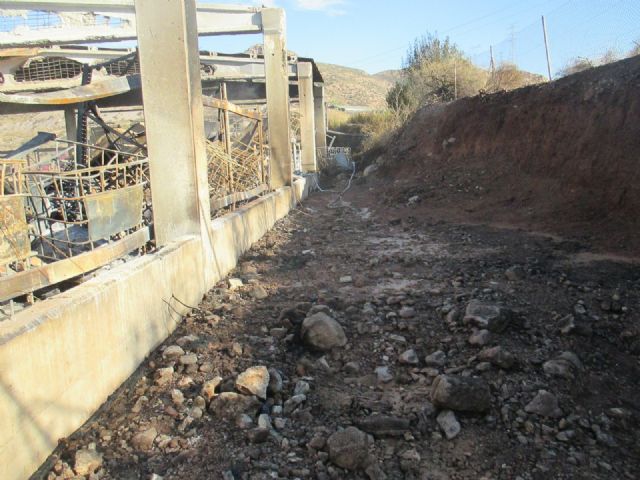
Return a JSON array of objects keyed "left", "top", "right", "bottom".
[{"left": 376, "top": 55, "right": 640, "bottom": 256}]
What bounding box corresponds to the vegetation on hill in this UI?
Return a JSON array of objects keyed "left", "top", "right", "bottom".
[
  {"left": 317, "top": 63, "right": 394, "bottom": 110},
  {"left": 559, "top": 42, "right": 640, "bottom": 77}
]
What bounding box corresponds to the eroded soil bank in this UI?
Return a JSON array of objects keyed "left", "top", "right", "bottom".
[{"left": 372, "top": 55, "right": 640, "bottom": 256}]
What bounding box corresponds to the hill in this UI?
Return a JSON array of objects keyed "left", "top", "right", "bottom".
[{"left": 317, "top": 63, "right": 396, "bottom": 110}]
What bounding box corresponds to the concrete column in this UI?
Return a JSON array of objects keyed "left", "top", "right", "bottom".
[
  {"left": 63, "top": 107, "right": 76, "bottom": 142},
  {"left": 313, "top": 85, "right": 327, "bottom": 152},
  {"left": 297, "top": 62, "right": 316, "bottom": 172},
  {"left": 134, "top": 0, "right": 210, "bottom": 247},
  {"left": 262, "top": 8, "right": 292, "bottom": 188}
]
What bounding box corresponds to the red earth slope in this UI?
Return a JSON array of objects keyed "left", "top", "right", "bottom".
[{"left": 375, "top": 55, "right": 640, "bottom": 255}]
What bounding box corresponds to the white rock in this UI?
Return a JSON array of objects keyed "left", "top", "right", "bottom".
[
  {"left": 437, "top": 410, "right": 461, "bottom": 440},
  {"left": 258, "top": 413, "right": 272, "bottom": 429},
  {"left": 294, "top": 380, "right": 311, "bottom": 396},
  {"left": 399, "top": 349, "right": 419, "bottom": 365},
  {"left": 375, "top": 366, "right": 394, "bottom": 383},
  {"left": 74, "top": 448, "right": 103, "bottom": 476}
]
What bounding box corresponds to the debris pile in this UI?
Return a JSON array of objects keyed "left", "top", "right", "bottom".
[{"left": 45, "top": 187, "right": 639, "bottom": 479}]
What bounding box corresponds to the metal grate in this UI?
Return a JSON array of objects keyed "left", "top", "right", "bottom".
[
  {"left": 14, "top": 56, "right": 83, "bottom": 83},
  {"left": 0, "top": 10, "right": 126, "bottom": 33},
  {"left": 104, "top": 58, "right": 140, "bottom": 76},
  {"left": 21, "top": 137, "right": 150, "bottom": 261}
]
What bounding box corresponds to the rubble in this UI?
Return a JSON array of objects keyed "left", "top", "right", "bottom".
[{"left": 46, "top": 186, "right": 640, "bottom": 480}]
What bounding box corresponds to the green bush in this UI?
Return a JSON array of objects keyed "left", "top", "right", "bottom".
[{"left": 386, "top": 33, "right": 487, "bottom": 117}]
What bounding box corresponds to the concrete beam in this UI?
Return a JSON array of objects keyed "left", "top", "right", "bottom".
[
  {"left": 262, "top": 8, "right": 292, "bottom": 188},
  {"left": 313, "top": 85, "right": 327, "bottom": 152},
  {"left": 134, "top": 0, "right": 210, "bottom": 250},
  {"left": 0, "top": 50, "right": 300, "bottom": 93},
  {"left": 297, "top": 62, "right": 316, "bottom": 172},
  {"left": 0, "top": 1, "right": 262, "bottom": 47}
]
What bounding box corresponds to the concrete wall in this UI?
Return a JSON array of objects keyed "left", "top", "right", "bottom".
[{"left": 0, "top": 180, "right": 308, "bottom": 480}]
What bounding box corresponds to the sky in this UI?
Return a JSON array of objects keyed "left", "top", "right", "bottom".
[{"left": 200, "top": 0, "right": 640, "bottom": 77}]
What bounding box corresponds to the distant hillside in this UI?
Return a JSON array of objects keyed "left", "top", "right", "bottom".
[
  {"left": 317, "top": 63, "right": 397, "bottom": 110},
  {"left": 373, "top": 69, "right": 404, "bottom": 84}
]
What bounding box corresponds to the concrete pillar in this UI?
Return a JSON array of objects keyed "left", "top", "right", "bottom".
[
  {"left": 64, "top": 107, "right": 76, "bottom": 142},
  {"left": 313, "top": 85, "right": 327, "bottom": 152},
  {"left": 262, "top": 8, "right": 292, "bottom": 188},
  {"left": 134, "top": 0, "right": 210, "bottom": 247},
  {"left": 297, "top": 62, "right": 316, "bottom": 172}
]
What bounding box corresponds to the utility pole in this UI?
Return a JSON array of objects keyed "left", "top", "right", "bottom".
[
  {"left": 542, "top": 15, "right": 553, "bottom": 81},
  {"left": 490, "top": 45, "right": 495, "bottom": 74},
  {"left": 453, "top": 59, "right": 458, "bottom": 100}
]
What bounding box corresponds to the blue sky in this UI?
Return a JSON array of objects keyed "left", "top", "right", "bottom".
[{"left": 202, "top": 0, "right": 640, "bottom": 77}]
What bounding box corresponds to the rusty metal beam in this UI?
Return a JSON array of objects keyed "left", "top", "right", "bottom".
[
  {"left": 202, "top": 96, "right": 262, "bottom": 121},
  {"left": 0, "top": 226, "right": 150, "bottom": 302},
  {"left": 0, "top": 75, "right": 140, "bottom": 105}
]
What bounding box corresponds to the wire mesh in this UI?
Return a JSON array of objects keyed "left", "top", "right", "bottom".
[
  {"left": 14, "top": 56, "right": 83, "bottom": 83},
  {"left": 20, "top": 138, "right": 149, "bottom": 261},
  {"left": 0, "top": 10, "right": 126, "bottom": 33},
  {"left": 204, "top": 104, "right": 266, "bottom": 211},
  {"left": 206, "top": 139, "right": 265, "bottom": 201}
]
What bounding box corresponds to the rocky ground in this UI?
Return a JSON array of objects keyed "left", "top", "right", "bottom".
[{"left": 37, "top": 176, "right": 640, "bottom": 480}]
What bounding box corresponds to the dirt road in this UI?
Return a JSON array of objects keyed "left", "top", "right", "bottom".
[{"left": 40, "top": 182, "right": 640, "bottom": 480}]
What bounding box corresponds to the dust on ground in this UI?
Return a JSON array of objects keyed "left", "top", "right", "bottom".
[{"left": 37, "top": 177, "right": 640, "bottom": 479}]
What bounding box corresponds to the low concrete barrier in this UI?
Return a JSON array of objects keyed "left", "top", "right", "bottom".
[{"left": 0, "top": 179, "right": 309, "bottom": 480}]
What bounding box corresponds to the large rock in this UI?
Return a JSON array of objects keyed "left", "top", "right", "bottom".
[
  {"left": 235, "top": 366, "right": 270, "bottom": 399},
  {"left": 424, "top": 350, "right": 447, "bottom": 367},
  {"left": 543, "top": 351, "right": 582, "bottom": 379},
  {"left": 357, "top": 415, "right": 410, "bottom": 437},
  {"left": 131, "top": 427, "right": 157, "bottom": 451},
  {"left": 327, "top": 426, "right": 370, "bottom": 470},
  {"left": 162, "top": 345, "right": 185, "bottom": 360},
  {"left": 208, "top": 392, "right": 261, "bottom": 418},
  {"left": 525, "top": 390, "right": 562, "bottom": 418},
  {"left": 431, "top": 375, "right": 491, "bottom": 412},
  {"left": 478, "top": 346, "right": 516, "bottom": 369},
  {"left": 464, "top": 300, "right": 513, "bottom": 333},
  {"left": 300, "top": 312, "right": 347, "bottom": 351},
  {"left": 74, "top": 448, "right": 103, "bottom": 475},
  {"left": 437, "top": 410, "right": 461, "bottom": 440}
]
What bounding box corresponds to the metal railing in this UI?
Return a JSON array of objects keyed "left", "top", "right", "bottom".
[
  {"left": 204, "top": 97, "right": 267, "bottom": 213},
  {"left": 23, "top": 138, "right": 149, "bottom": 260}
]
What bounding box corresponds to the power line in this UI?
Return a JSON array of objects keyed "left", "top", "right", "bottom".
[{"left": 348, "top": 0, "right": 570, "bottom": 69}]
